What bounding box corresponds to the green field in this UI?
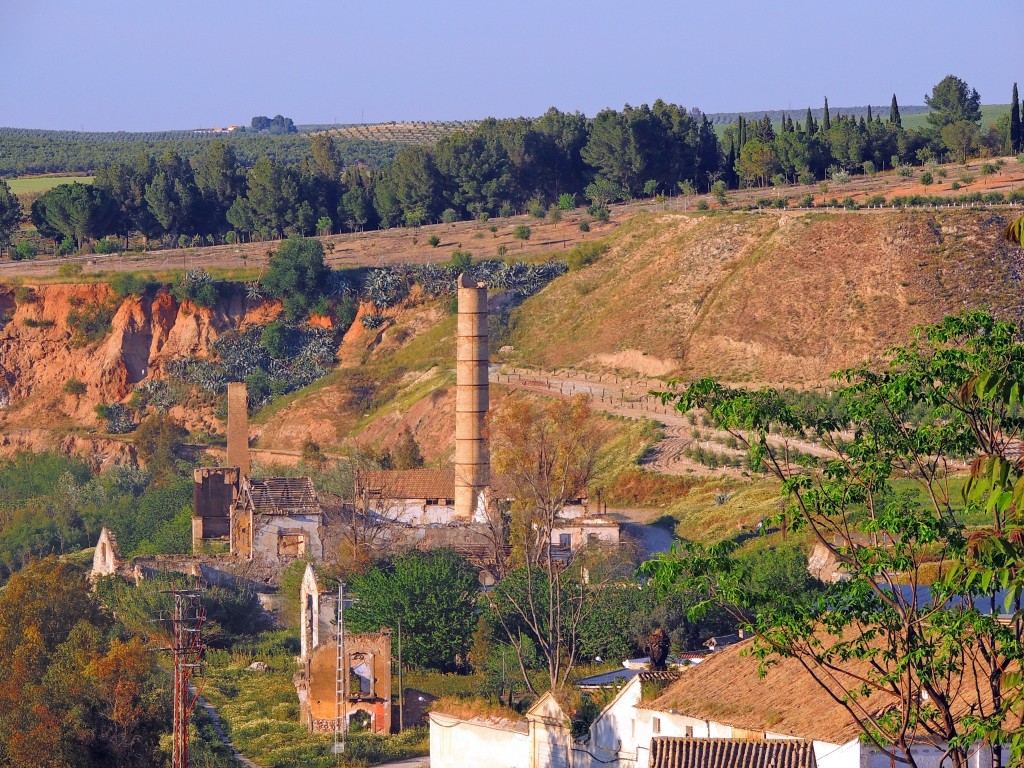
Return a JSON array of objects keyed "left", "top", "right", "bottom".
[
  {"left": 5, "top": 175, "right": 94, "bottom": 194},
  {"left": 900, "top": 103, "right": 1010, "bottom": 131}
]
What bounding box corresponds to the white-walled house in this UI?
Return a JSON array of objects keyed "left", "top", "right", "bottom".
[{"left": 430, "top": 638, "right": 1007, "bottom": 768}]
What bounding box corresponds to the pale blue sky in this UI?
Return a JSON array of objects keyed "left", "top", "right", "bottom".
[{"left": 2, "top": 0, "right": 1021, "bottom": 131}]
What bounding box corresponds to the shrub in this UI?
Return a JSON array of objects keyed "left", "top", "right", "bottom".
[
  {"left": 937, "top": 168, "right": 948, "bottom": 178},
  {"left": 981, "top": 163, "right": 997, "bottom": 176},
  {"left": 546, "top": 204, "right": 562, "bottom": 222},
  {"left": 360, "top": 314, "right": 387, "bottom": 329},
  {"left": 95, "top": 402, "right": 135, "bottom": 434},
  {"left": 12, "top": 241, "right": 37, "bottom": 261},
  {"left": 64, "top": 378, "right": 87, "bottom": 395},
  {"left": 711, "top": 180, "right": 728, "bottom": 204},
  {"left": 110, "top": 272, "right": 159, "bottom": 298},
  {"left": 696, "top": 200, "right": 709, "bottom": 211},
  {"left": 588, "top": 204, "right": 610, "bottom": 222},
  {"left": 578, "top": 219, "right": 591, "bottom": 232},
  {"left": 798, "top": 193, "right": 814, "bottom": 208},
  {"left": 23, "top": 317, "right": 56, "bottom": 328},
  {"left": 558, "top": 193, "right": 577, "bottom": 210},
  {"left": 499, "top": 202, "right": 514, "bottom": 218},
  {"left": 441, "top": 208, "right": 459, "bottom": 224},
  {"left": 56, "top": 237, "right": 76, "bottom": 256},
  {"left": 260, "top": 321, "right": 291, "bottom": 359},
  {"left": 866, "top": 194, "right": 887, "bottom": 207},
  {"left": 951, "top": 181, "right": 962, "bottom": 191},
  {"left": 959, "top": 173, "right": 975, "bottom": 185},
  {"left": 921, "top": 171, "right": 933, "bottom": 185},
  {"left": 862, "top": 160, "right": 876, "bottom": 175},
  {"left": 57, "top": 261, "right": 83, "bottom": 277},
  {"left": 842, "top": 196, "right": 858, "bottom": 209},
  {"left": 527, "top": 198, "right": 545, "bottom": 218},
  {"left": 13, "top": 286, "right": 35, "bottom": 304},
  {"left": 94, "top": 239, "right": 119, "bottom": 254},
  {"left": 172, "top": 269, "right": 221, "bottom": 308},
  {"left": 449, "top": 249, "right": 473, "bottom": 273},
  {"left": 67, "top": 302, "right": 115, "bottom": 347},
  {"left": 566, "top": 240, "right": 610, "bottom": 271},
  {"left": 1009, "top": 188, "right": 1024, "bottom": 203},
  {"left": 829, "top": 168, "right": 851, "bottom": 184},
  {"left": 897, "top": 165, "right": 914, "bottom": 177},
  {"left": 261, "top": 237, "right": 329, "bottom": 321},
  {"left": 427, "top": 235, "right": 441, "bottom": 247},
  {"left": 512, "top": 224, "right": 531, "bottom": 240}
]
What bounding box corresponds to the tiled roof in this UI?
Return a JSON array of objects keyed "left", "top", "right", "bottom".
[
  {"left": 357, "top": 469, "right": 455, "bottom": 500},
  {"left": 244, "top": 477, "right": 319, "bottom": 515},
  {"left": 650, "top": 738, "right": 817, "bottom": 768}
]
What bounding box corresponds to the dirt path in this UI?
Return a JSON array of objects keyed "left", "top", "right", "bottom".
[
  {"left": 193, "top": 690, "right": 262, "bottom": 768},
  {"left": 490, "top": 366, "right": 831, "bottom": 477}
]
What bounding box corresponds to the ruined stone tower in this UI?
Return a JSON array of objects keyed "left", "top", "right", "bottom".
[
  {"left": 455, "top": 274, "right": 489, "bottom": 519},
  {"left": 227, "top": 381, "right": 250, "bottom": 478}
]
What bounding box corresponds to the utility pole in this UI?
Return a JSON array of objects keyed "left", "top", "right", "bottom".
[
  {"left": 164, "top": 585, "right": 205, "bottom": 768},
  {"left": 334, "top": 582, "right": 347, "bottom": 762},
  {"left": 397, "top": 619, "right": 403, "bottom": 733}
]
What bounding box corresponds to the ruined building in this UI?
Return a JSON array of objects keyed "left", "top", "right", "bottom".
[
  {"left": 353, "top": 273, "right": 620, "bottom": 564},
  {"left": 192, "top": 381, "right": 323, "bottom": 567},
  {"left": 295, "top": 563, "right": 393, "bottom": 734}
]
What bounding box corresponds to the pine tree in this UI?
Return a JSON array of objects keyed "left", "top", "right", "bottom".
[
  {"left": 1011, "top": 83, "right": 1021, "bottom": 153},
  {"left": 823, "top": 97, "right": 831, "bottom": 131},
  {"left": 890, "top": 94, "right": 902, "bottom": 127}
]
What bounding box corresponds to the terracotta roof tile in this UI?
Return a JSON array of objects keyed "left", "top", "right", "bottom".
[
  {"left": 358, "top": 469, "right": 456, "bottom": 501},
  {"left": 650, "top": 738, "right": 817, "bottom": 768}
]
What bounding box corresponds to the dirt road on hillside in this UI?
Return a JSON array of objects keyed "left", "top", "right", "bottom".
[{"left": 490, "top": 366, "right": 832, "bottom": 478}]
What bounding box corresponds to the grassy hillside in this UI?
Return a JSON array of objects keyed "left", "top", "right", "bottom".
[{"left": 504, "top": 208, "right": 1024, "bottom": 384}]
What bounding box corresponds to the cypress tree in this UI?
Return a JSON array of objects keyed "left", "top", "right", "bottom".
[
  {"left": 889, "top": 94, "right": 902, "bottom": 127},
  {"left": 1011, "top": 83, "right": 1021, "bottom": 153},
  {"left": 805, "top": 107, "right": 815, "bottom": 134},
  {"left": 823, "top": 97, "right": 831, "bottom": 130},
  {"left": 867, "top": 105, "right": 873, "bottom": 122}
]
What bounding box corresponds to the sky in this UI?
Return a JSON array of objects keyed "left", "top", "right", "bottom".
[{"left": 2, "top": 0, "right": 1022, "bottom": 132}]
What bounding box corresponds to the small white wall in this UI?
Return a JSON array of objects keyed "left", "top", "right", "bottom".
[
  {"left": 253, "top": 514, "right": 324, "bottom": 560},
  {"left": 391, "top": 501, "right": 457, "bottom": 526},
  {"left": 429, "top": 714, "right": 529, "bottom": 768},
  {"left": 590, "top": 678, "right": 643, "bottom": 762}
]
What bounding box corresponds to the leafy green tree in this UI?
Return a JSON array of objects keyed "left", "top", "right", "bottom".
[
  {"left": 93, "top": 152, "right": 160, "bottom": 246},
  {"left": 643, "top": 311, "right": 1024, "bottom": 768},
  {"left": 735, "top": 139, "right": 779, "bottom": 187},
  {"left": 1011, "top": 83, "right": 1021, "bottom": 154},
  {"left": 133, "top": 413, "right": 187, "bottom": 483},
  {"left": 889, "top": 94, "right": 902, "bottom": 127},
  {"left": 31, "top": 183, "right": 118, "bottom": 249},
  {"left": 144, "top": 151, "right": 201, "bottom": 238},
  {"left": 261, "top": 236, "right": 330, "bottom": 320},
  {"left": 347, "top": 549, "right": 478, "bottom": 672},
  {"left": 941, "top": 120, "right": 981, "bottom": 164},
  {"left": 192, "top": 141, "right": 246, "bottom": 234},
  {"left": 0, "top": 180, "right": 20, "bottom": 256},
  {"left": 0, "top": 558, "right": 167, "bottom": 768},
  {"left": 926, "top": 74, "right": 982, "bottom": 130}
]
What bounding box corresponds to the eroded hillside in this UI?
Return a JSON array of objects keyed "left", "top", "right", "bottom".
[
  {"left": 507, "top": 209, "right": 1024, "bottom": 384},
  {"left": 1, "top": 207, "right": 1022, "bottom": 468}
]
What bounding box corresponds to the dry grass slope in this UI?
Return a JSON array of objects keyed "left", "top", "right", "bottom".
[{"left": 507, "top": 209, "right": 1024, "bottom": 385}]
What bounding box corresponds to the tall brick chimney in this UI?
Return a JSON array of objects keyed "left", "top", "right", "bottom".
[
  {"left": 454, "top": 274, "right": 489, "bottom": 519},
  {"left": 226, "top": 382, "right": 250, "bottom": 477}
]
